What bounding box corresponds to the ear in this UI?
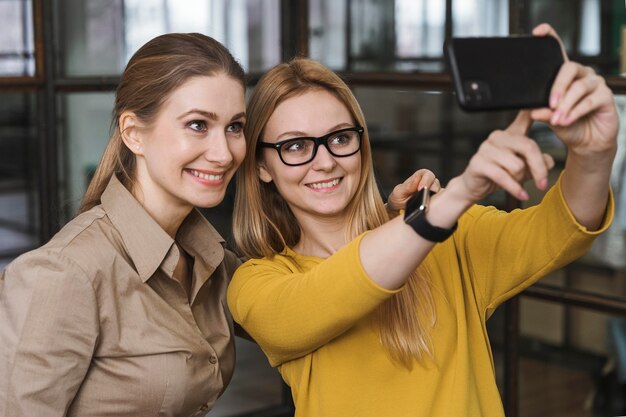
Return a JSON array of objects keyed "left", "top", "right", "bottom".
[
  {"left": 119, "top": 111, "right": 145, "bottom": 155},
  {"left": 258, "top": 163, "right": 273, "bottom": 183}
]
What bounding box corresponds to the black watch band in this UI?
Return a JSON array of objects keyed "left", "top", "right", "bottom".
[{"left": 403, "top": 188, "right": 457, "bottom": 243}]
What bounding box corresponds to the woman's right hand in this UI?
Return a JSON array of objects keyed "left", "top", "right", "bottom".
[{"left": 449, "top": 110, "right": 555, "bottom": 205}]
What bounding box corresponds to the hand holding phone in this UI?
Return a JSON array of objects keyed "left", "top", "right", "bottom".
[{"left": 444, "top": 36, "right": 564, "bottom": 111}]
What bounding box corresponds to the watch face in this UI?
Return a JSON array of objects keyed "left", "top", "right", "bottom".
[
  {"left": 405, "top": 187, "right": 430, "bottom": 223},
  {"left": 407, "top": 187, "right": 430, "bottom": 213},
  {"left": 403, "top": 187, "right": 458, "bottom": 242}
]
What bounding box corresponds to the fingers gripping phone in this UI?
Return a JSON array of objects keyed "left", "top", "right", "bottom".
[{"left": 444, "top": 36, "right": 564, "bottom": 111}]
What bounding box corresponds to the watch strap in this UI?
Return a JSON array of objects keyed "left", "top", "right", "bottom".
[
  {"left": 408, "top": 211, "right": 457, "bottom": 242},
  {"left": 402, "top": 189, "right": 457, "bottom": 242}
]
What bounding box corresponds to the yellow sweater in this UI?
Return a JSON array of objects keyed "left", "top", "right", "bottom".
[{"left": 227, "top": 182, "right": 613, "bottom": 417}]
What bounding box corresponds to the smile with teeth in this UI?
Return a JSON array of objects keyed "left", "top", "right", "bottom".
[
  {"left": 307, "top": 178, "right": 341, "bottom": 190},
  {"left": 189, "top": 169, "right": 224, "bottom": 181}
]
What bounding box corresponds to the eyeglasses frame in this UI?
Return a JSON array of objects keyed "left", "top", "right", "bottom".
[{"left": 257, "top": 126, "right": 364, "bottom": 166}]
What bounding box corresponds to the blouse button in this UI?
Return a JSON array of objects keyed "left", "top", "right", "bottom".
[{"left": 209, "top": 355, "right": 218, "bottom": 364}]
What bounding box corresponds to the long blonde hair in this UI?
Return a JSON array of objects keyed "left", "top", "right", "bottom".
[
  {"left": 78, "top": 33, "right": 245, "bottom": 213},
  {"left": 233, "top": 58, "right": 435, "bottom": 367}
]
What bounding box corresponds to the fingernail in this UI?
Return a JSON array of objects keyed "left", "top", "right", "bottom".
[
  {"left": 538, "top": 178, "right": 547, "bottom": 190},
  {"left": 549, "top": 93, "right": 559, "bottom": 109},
  {"left": 550, "top": 111, "right": 561, "bottom": 125},
  {"left": 519, "top": 190, "right": 529, "bottom": 200}
]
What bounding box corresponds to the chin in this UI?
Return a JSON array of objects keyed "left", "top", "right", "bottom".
[
  {"left": 195, "top": 195, "right": 227, "bottom": 209},
  {"left": 180, "top": 186, "right": 226, "bottom": 208},
  {"left": 312, "top": 206, "right": 347, "bottom": 217}
]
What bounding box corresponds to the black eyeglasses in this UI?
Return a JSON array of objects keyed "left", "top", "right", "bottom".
[{"left": 258, "top": 126, "right": 364, "bottom": 166}]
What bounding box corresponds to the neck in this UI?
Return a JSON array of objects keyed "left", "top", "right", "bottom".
[
  {"left": 292, "top": 214, "right": 351, "bottom": 258},
  {"left": 155, "top": 210, "right": 190, "bottom": 238},
  {"left": 131, "top": 184, "right": 192, "bottom": 239}
]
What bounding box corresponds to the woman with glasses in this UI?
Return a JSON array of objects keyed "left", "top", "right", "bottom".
[{"left": 227, "top": 24, "right": 617, "bottom": 417}]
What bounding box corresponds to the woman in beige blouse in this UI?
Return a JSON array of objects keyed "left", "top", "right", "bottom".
[{"left": 0, "top": 33, "right": 247, "bottom": 417}]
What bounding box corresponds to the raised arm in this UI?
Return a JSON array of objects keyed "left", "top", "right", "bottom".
[
  {"left": 359, "top": 24, "right": 617, "bottom": 291},
  {"left": 530, "top": 23, "right": 617, "bottom": 230}
]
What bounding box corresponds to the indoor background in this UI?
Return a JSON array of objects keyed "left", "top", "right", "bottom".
[{"left": 1, "top": 0, "right": 626, "bottom": 416}]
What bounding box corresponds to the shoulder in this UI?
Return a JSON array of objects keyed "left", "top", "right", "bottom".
[
  {"left": 229, "top": 254, "right": 295, "bottom": 297},
  {"left": 3, "top": 245, "right": 97, "bottom": 305},
  {"left": 10, "top": 206, "right": 125, "bottom": 286},
  {"left": 235, "top": 254, "right": 299, "bottom": 277}
]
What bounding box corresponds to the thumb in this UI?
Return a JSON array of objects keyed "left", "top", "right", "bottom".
[{"left": 506, "top": 110, "right": 533, "bottom": 136}]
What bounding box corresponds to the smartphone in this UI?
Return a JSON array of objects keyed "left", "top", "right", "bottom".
[{"left": 444, "top": 36, "right": 564, "bottom": 111}]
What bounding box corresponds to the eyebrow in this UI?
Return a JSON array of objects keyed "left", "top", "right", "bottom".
[
  {"left": 177, "top": 110, "right": 247, "bottom": 122},
  {"left": 231, "top": 112, "right": 247, "bottom": 122},
  {"left": 177, "top": 109, "right": 218, "bottom": 121},
  {"left": 275, "top": 122, "right": 353, "bottom": 141}
]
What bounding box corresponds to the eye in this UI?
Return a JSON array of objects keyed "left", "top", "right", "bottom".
[
  {"left": 330, "top": 132, "right": 352, "bottom": 147},
  {"left": 283, "top": 139, "right": 310, "bottom": 154},
  {"left": 188, "top": 120, "right": 207, "bottom": 132},
  {"left": 226, "top": 121, "right": 244, "bottom": 134}
]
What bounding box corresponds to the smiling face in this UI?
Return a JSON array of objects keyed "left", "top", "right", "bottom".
[
  {"left": 258, "top": 89, "right": 362, "bottom": 225},
  {"left": 131, "top": 73, "right": 246, "bottom": 221}
]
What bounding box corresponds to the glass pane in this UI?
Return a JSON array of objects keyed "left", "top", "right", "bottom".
[
  {"left": 58, "top": 92, "right": 115, "bottom": 222},
  {"left": 57, "top": 0, "right": 281, "bottom": 77},
  {"left": 211, "top": 339, "right": 284, "bottom": 415},
  {"left": 355, "top": 0, "right": 445, "bottom": 72},
  {"left": 0, "top": 93, "right": 39, "bottom": 268},
  {"left": 528, "top": 0, "right": 584, "bottom": 53},
  {"left": 310, "top": 0, "right": 509, "bottom": 72},
  {"left": 528, "top": 0, "right": 624, "bottom": 77},
  {"left": 57, "top": 0, "right": 125, "bottom": 76},
  {"left": 0, "top": 0, "right": 35, "bottom": 76},
  {"left": 311, "top": 0, "right": 447, "bottom": 72},
  {"left": 518, "top": 305, "right": 624, "bottom": 416},
  {"left": 353, "top": 86, "right": 516, "bottom": 208},
  {"left": 452, "top": 0, "right": 508, "bottom": 37},
  {"left": 309, "top": 0, "right": 347, "bottom": 70},
  {"left": 394, "top": 0, "right": 445, "bottom": 59}
]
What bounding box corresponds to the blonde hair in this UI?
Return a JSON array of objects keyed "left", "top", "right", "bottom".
[
  {"left": 233, "top": 58, "right": 435, "bottom": 368},
  {"left": 78, "top": 33, "right": 245, "bottom": 213}
]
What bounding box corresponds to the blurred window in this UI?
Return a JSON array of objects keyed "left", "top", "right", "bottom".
[
  {"left": 452, "top": 0, "right": 508, "bottom": 37},
  {"left": 57, "top": 92, "right": 115, "bottom": 222},
  {"left": 0, "top": 0, "right": 35, "bottom": 76},
  {"left": 0, "top": 93, "right": 38, "bottom": 267},
  {"left": 57, "top": 0, "right": 281, "bottom": 77}
]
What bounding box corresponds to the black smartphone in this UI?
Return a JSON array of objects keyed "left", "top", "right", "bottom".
[{"left": 444, "top": 36, "right": 564, "bottom": 111}]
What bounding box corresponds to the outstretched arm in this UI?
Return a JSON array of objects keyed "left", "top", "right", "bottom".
[
  {"left": 359, "top": 24, "right": 617, "bottom": 290},
  {"left": 531, "top": 23, "right": 617, "bottom": 230}
]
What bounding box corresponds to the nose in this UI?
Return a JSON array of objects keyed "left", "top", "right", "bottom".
[
  {"left": 310, "top": 143, "right": 337, "bottom": 171},
  {"left": 204, "top": 132, "right": 234, "bottom": 166}
]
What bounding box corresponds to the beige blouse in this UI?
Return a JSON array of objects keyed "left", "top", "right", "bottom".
[{"left": 0, "top": 175, "right": 241, "bottom": 417}]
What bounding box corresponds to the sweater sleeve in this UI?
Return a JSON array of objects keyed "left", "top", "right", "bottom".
[
  {"left": 0, "top": 250, "right": 99, "bottom": 417},
  {"left": 455, "top": 176, "right": 614, "bottom": 316},
  {"left": 227, "top": 234, "right": 400, "bottom": 367}
]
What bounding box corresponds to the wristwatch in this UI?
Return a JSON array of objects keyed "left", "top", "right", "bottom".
[{"left": 403, "top": 187, "right": 457, "bottom": 242}]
